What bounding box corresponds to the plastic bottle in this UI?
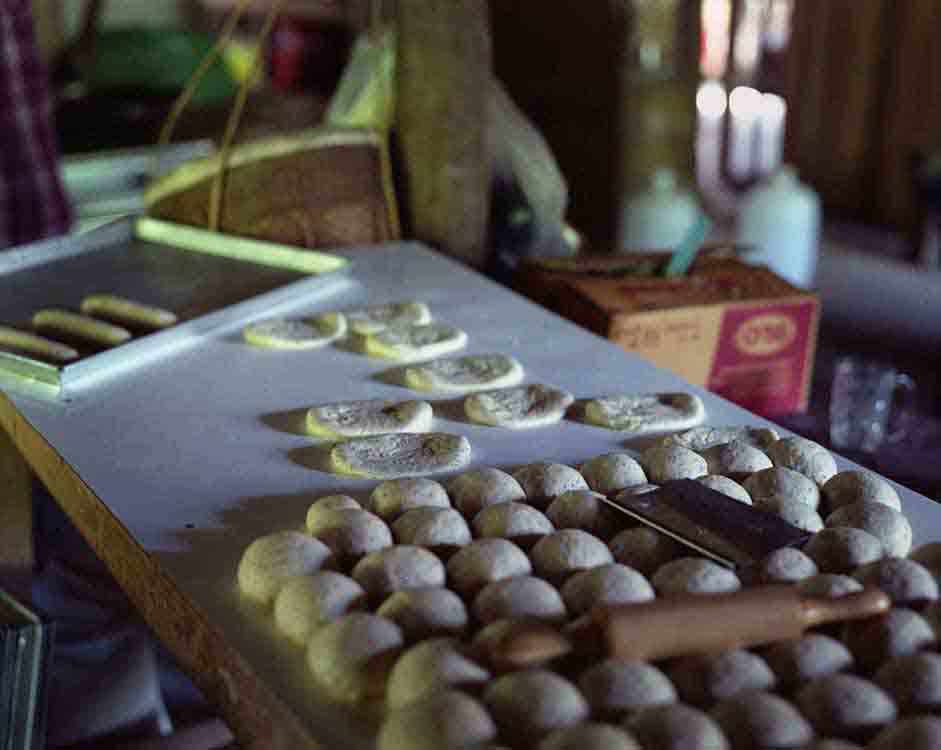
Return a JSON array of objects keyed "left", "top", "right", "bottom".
[
  {"left": 616, "top": 168, "right": 702, "bottom": 253},
  {"left": 737, "top": 166, "right": 821, "bottom": 288}
]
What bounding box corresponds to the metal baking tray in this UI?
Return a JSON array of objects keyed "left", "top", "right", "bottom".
[{"left": 0, "top": 217, "right": 351, "bottom": 395}]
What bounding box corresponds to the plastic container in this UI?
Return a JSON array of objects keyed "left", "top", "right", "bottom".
[{"left": 616, "top": 169, "right": 701, "bottom": 253}]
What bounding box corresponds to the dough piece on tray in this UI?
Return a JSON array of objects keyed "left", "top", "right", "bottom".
[
  {"left": 273, "top": 570, "right": 367, "bottom": 645},
  {"left": 80, "top": 294, "right": 177, "bottom": 329},
  {"left": 345, "top": 300, "right": 431, "bottom": 335},
  {"left": 306, "top": 399, "right": 433, "bottom": 438},
  {"left": 362, "top": 322, "right": 468, "bottom": 361},
  {"left": 0, "top": 326, "right": 79, "bottom": 362},
  {"left": 329, "top": 432, "right": 471, "bottom": 479},
  {"left": 368, "top": 478, "right": 451, "bottom": 522},
  {"left": 32, "top": 309, "right": 131, "bottom": 348},
  {"left": 662, "top": 425, "right": 779, "bottom": 452},
  {"left": 242, "top": 312, "right": 346, "bottom": 349},
  {"left": 403, "top": 353, "right": 524, "bottom": 393},
  {"left": 465, "top": 384, "right": 574, "bottom": 429},
  {"left": 584, "top": 392, "right": 705, "bottom": 433},
  {"left": 237, "top": 530, "right": 334, "bottom": 605}
]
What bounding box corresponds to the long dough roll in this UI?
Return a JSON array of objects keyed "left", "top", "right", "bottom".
[
  {"left": 33, "top": 309, "right": 132, "bottom": 348},
  {"left": 80, "top": 294, "right": 178, "bottom": 329},
  {"left": 0, "top": 325, "right": 79, "bottom": 361}
]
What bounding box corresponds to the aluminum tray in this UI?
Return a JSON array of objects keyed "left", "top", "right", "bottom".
[{"left": 0, "top": 217, "right": 350, "bottom": 396}]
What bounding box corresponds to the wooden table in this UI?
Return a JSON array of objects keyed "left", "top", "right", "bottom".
[{"left": 2, "top": 242, "right": 939, "bottom": 749}]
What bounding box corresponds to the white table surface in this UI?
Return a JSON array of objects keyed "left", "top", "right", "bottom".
[{"left": 5, "top": 242, "right": 940, "bottom": 748}]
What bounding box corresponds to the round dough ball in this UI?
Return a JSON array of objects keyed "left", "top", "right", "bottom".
[
  {"left": 529, "top": 529, "right": 614, "bottom": 583},
  {"left": 695, "top": 475, "right": 752, "bottom": 505},
  {"left": 625, "top": 703, "right": 730, "bottom": 750},
  {"left": 579, "top": 453, "right": 648, "bottom": 495},
  {"left": 377, "top": 588, "right": 469, "bottom": 642},
  {"left": 869, "top": 717, "right": 941, "bottom": 750},
  {"left": 767, "top": 436, "right": 837, "bottom": 487},
  {"left": 368, "top": 478, "right": 450, "bottom": 522},
  {"left": 539, "top": 723, "right": 640, "bottom": 750},
  {"left": 711, "top": 691, "right": 813, "bottom": 750},
  {"left": 392, "top": 507, "right": 471, "bottom": 556},
  {"left": 546, "top": 490, "right": 621, "bottom": 540},
  {"left": 446, "top": 538, "right": 532, "bottom": 599},
  {"left": 666, "top": 649, "right": 776, "bottom": 707},
  {"left": 700, "top": 440, "right": 772, "bottom": 481},
  {"left": 803, "top": 527, "right": 884, "bottom": 573},
  {"left": 826, "top": 501, "right": 912, "bottom": 558},
  {"left": 561, "top": 563, "right": 655, "bottom": 616},
  {"left": 378, "top": 690, "right": 497, "bottom": 750},
  {"left": 753, "top": 495, "right": 824, "bottom": 532},
  {"left": 305, "top": 494, "right": 361, "bottom": 531},
  {"left": 306, "top": 612, "right": 403, "bottom": 704},
  {"left": 307, "top": 508, "right": 393, "bottom": 560},
  {"left": 651, "top": 557, "right": 742, "bottom": 596},
  {"left": 853, "top": 558, "right": 938, "bottom": 607},
  {"left": 273, "top": 571, "right": 366, "bottom": 644},
  {"left": 762, "top": 634, "right": 854, "bottom": 691},
  {"left": 472, "top": 502, "right": 555, "bottom": 548},
  {"left": 386, "top": 637, "right": 490, "bottom": 711},
  {"left": 578, "top": 659, "right": 677, "bottom": 719},
  {"left": 756, "top": 547, "right": 818, "bottom": 584},
  {"left": 798, "top": 573, "right": 864, "bottom": 598},
  {"left": 483, "top": 669, "right": 589, "bottom": 744},
  {"left": 796, "top": 673, "right": 897, "bottom": 740},
  {"left": 909, "top": 542, "right": 941, "bottom": 580},
  {"left": 823, "top": 470, "right": 902, "bottom": 513},
  {"left": 474, "top": 576, "right": 567, "bottom": 625},
  {"left": 640, "top": 443, "right": 708, "bottom": 484},
  {"left": 841, "top": 607, "right": 936, "bottom": 673},
  {"left": 743, "top": 466, "right": 820, "bottom": 509},
  {"left": 609, "top": 526, "right": 685, "bottom": 576},
  {"left": 351, "top": 545, "right": 446, "bottom": 603},
  {"left": 237, "top": 531, "right": 334, "bottom": 605},
  {"left": 512, "top": 462, "right": 589, "bottom": 509},
  {"left": 447, "top": 468, "right": 526, "bottom": 518},
  {"left": 875, "top": 652, "right": 941, "bottom": 715}
]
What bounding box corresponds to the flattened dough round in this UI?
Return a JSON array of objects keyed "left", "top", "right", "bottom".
[
  {"left": 362, "top": 322, "right": 467, "bottom": 361},
  {"left": 584, "top": 392, "right": 705, "bottom": 433},
  {"left": 242, "top": 312, "right": 346, "bottom": 349},
  {"left": 465, "top": 384, "right": 574, "bottom": 429},
  {"left": 403, "top": 353, "right": 524, "bottom": 393},
  {"left": 344, "top": 300, "right": 431, "bottom": 335},
  {"left": 329, "top": 432, "right": 471, "bottom": 479},
  {"left": 306, "top": 399, "right": 433, "bottom": 438},
  {"left": 663, "top": 425, "right": 779, "bottom": 452}
]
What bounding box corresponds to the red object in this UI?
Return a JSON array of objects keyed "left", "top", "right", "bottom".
[{"left": 269, "top": 15, "right": 352, "bottom": 94}]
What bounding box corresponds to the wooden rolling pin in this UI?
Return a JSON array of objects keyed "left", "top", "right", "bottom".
[{"left": 485, "top": 585, "right": 890, "bottom": 670}]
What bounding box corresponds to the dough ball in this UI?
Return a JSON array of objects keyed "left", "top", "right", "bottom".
[
  {"left": 579, "top": 453, "right": 648, "bottom": 495},
  {"left": 875, "top": 652, "right": 941, "bottom": 715},
  {"left": 640, "top": 443, "right": 707, "bottom": 484},
  {"left": 529, "top": 529, "right": 614, "bottom": 583},
  {"left": 868, "top": 717, "right": 941, "bottom": 750},
  {"left": 392, "top": 507, "right": 471, "bottom": 557},
  {"left": 351, "top": 545, "right": 446, "bottom": 603},
  {"left": 483, "top": 669, "right": 589, "bottom": 744},
  {"left": 695, "top": 475, "right": 752, "bottom": 505},
  {"left": 651, "top": 557, "right": 742, "bottom": 596},
  {"left": 743, "top": 466, "right": 820, "bottom": 509},
  {"left": 711, "top": 691, "right": 813, "bottom": 750},
  {"left": 447, "top": 538, "right": 533, "bottom": 599},
  {"left": 378, "top": 690, "right": 497, "bottom": 750},
  {"left": 803, "top": 527, "right": 884, "bottom": 574},
  {"left": 753, "top": 495, "right": 824, "bottom": 532},
  {"left": 561, "top": 563, "right": 655, "bottom": 616},
  {"left": 909, "top": 542, "right": 941, "bottom": 580},
  {"left": 841, "top": 608, "right": 936, "bottom": 673},
  {"left": 447, "top": 468, "right": 526, "bottom": 519},
  {"left": 797, "top": 573, "right": 864, "bottom": 598},
  {"left": 368, "top": 478, "right": 450, "bottom": 522},
  {"left": 472, "top": 502, "right": 555, "bottom": 548},
  {"left": 826, "top": 501, "right": 913, "bottom": 558},
  {"left": 386, "top": 637, "right": 490, "bottom": 711},
  {"left": 578, "top": 659, "right": 677, "bottom": 719},
  {"left": 823, "top": 470, "right": 902, "bottom": 513},
  {"left": 767, "top": 436, "right": 837, "bottom": 487},
  {"left": 625, "top": 703, "right": 730, "bottom": 750},
  {"left": 853, "top": 558, "right": 939, "bottom": 607},
  {"left": 538, "top": 723, "right": 640, "bottom": 750},
  {"left": 546, "top": 490, "right": 622, "bottom": 540},
  {"left": 273, "top": 571, "right": 366, "bottom": 644},
  {"left": 609, "top": 526, "right": 685, "bottom": 576},
  {"left": 377, "top": 588, "right": 469, "bottom": 642},
  {"left": 305, "top": 494, "right": 361, "bottom": 531},
  {"left": 473, "top": 576, "right": 567, "bottom": 625},
  {"left": 512, "top": 462, "right": 589, "bottom": 509},
  {"left": 756, "top": 547, "right": 818, "bottom": 584},
  {"left": 700, "top": 440, "right": 772, "bottom": 481},
  {"left": 666, "top": 649, "right": 776, "bottom": 707},
  {"left": 307, "top": 612, "right": 403, "bottom": 704},
  {"left": 795, "top": 673, "right": 897, "bottom": 740},
  {"left": 923, "top": 600, "right": 941, "bottom": 636},
  {"left": 237, "top": 531, "right": 334, "bottom": 605},
  {"left": 307, "top": 508, "right": 393, "bottom": 561},
  {"left": 761, "top": 634, "right": 854, "bottom": 691}
]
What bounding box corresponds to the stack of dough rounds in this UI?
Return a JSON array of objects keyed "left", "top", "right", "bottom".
[
  {"left": 448, "top": 468, "right": 526, "bottom": 518},
  {"left": 306, "top": 399, "right": 433, "bottom": 438},
  {"left": 583, "top": 392, "right": 705, "bottom": 433},
  {"left": 273, "top": 571, "right": 367, "bottom": 644},
  {"left": 511, "top": 462, "right": 588, "bottom": 509},
  {"left": 344, "top": 300, "right": 431, "bottom": 335},
  {"left": 464, "top": 384, "right": 574, "bottom": 429},
  {"left": 237, "top": 531, "right": 334, "bottom": 605},
  {"left": 329, "top": 432, "right": 472, "bottom": 479},
  {"left": 361, "top": 322, "right": 468, "bottom": 361},
  {"left": 242, "top": 312, "right": 346, "bottom": 349},
  {"left": 368, "top": 478, "right": 451, "bottom": 522},
  {"left": 579, "top": 453, "right": 647, "bottom": 495},
  {"left": 80, "top": 294, "right": 177, "bottom": 328},
  {"left": 403, "top": 353, "right": 524, "bottom": 393}
]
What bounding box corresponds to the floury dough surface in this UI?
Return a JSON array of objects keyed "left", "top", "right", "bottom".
[
  {"left": 584, "top": 392, "right": 705, "bottom": 433},
  {"left": 329, "top": 432, "right": 471, "bottom": 479},
  {"left": 242, "top": 312, "right": 346, "bottom": 349},
  {"left": 464, "top": 384, "right": 574, "bottom": 429},
  {"left": 362, "top": 322, "right": 468, "bottom": 361},
  {"left": 403, "top": 353, "right": 524, "bottom": 393},
  {"left": 344, "top": 300, "right": 432, "bottom": 335},
  {"left": 306, "top": 399, "right": 433, "bottom": 438},
  {"left": 236, "top": 530, "right": 334, "bottom": 605},
  {"left": 662, "top": 425, "right": 779, "bottom": 452}
]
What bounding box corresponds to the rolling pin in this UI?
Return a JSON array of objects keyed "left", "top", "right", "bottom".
[{"left": 484, "top": 585, "right": 890, "bottom": 670}]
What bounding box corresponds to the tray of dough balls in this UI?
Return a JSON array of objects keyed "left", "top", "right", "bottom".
[
  {"left": 237, "top": 423, "right": 941, "bottom": 750},
  {"left": 0, "top": 216, "right": 348, "bottom": 392}
]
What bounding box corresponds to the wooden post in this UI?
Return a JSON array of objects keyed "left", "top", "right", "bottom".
[{"left": 0, "top": 427, "right": 32, "bottom": 572}]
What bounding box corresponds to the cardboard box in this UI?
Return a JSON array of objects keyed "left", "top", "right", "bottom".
[{"left": 516, "top": 254, "right": 819, "bottom": 416}]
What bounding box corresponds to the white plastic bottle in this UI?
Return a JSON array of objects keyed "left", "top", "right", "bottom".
[
  {"left": 737, "top": 166, "right": 821, "bottom": 288},
  {"left": 617, "top": 168, "right": 701, "bottom": 253}
]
